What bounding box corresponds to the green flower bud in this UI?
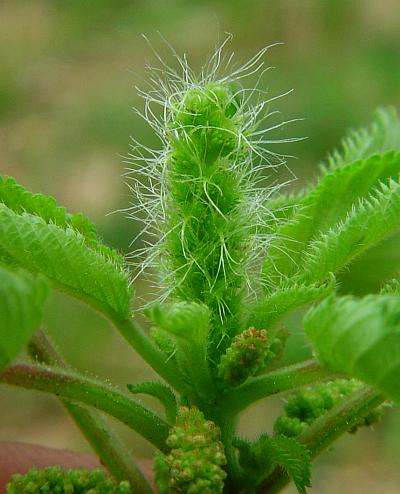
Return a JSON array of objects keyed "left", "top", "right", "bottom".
[
  {"left": 274, "top": 416, "right": 307, "bottom": 438},
  {"left": 218, "top": 327, "right": 271, "bottom": 386},
  {"left": 274, "top": 379, "right": 384, "bottom": 437},
  {"left": 154, "top": 406, "right": 227, "bottom": 494}
]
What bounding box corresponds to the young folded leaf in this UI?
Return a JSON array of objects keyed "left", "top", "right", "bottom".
[
  {"left": 146, "top": 302, "right": 213, "bottom": 399},
  {"left": 304, "top": 294, "right": 400, "bottom": 404},
  {"left": 265, "top": 436, "right": 311, "bottom": 494},
  {"left": 0, "top": 266, "right": 48, "bottom": 370}
]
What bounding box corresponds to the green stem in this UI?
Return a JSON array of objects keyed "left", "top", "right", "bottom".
[
  {"left": 28, "top": 331, "right": 154, "bottom": 494},
  {"left": 224, "top": 360, "right": 332, "bottom": 416},
  {"left": 256, "top": 386, "right": 385, "bottom": 494},
  {"left": 178, "top": 340, "right": 216, "bottom": 406},
  {"left": 50, "top": 285, "right": 185, "bottom": 394},
  {"left": 65, "top": 404, "right": 155, "bottom": 493},
  {"left": 300, "top": 386, "right": 385, "bottom": 457},
  {"left": 0, "top": 363, "right": 169, "bottom": 453},
  {"left": 218, "top": 417, "right": 243, "bottom": 494},
  {"left": 112, "top": 317, "right": 186, "bottom": 393}
]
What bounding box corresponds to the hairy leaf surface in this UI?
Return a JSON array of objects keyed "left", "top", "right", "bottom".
[
  {"left": 247, "top": 277, "right": 334, "bottom": 329},
  {"left": 0, "top": 176, "right": 96, "bottom": 237},
  {"left": 0, "top": 175, "right": 123, "bottom": 263},
  {"left": 266, "top": 436, "right": 311, "bottom": 494},
  {"left": 0, "top": 204, "right": 131, "bottom": 320},
  {"left": 0, "top": 266, "right": 48, "bottom": 370},
  {"left": 264, "top": 152, "right": 400, "bottom": 287},
  {"left": 326, "top": 107, "right": 400, "bottom": 170},
  {"left": 263, "top": 109, "right": 400, "bottom": 259},
  {"left": 301, "top": 178, "right": 400, "bottom": 283},
  {"left": 304, "top": 294, "right": 400, "bottom": 404}
]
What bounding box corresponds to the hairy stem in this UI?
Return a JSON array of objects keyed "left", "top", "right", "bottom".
[
  {"left": 0, "top": 363, "right": 169, "bottom": 452},
  {"left": 28, "top": 331, "right": 153, "bottom": 493},
  {"left": 224, "top": 360, "right": 333, "bottom": 416},
  {"left": 112, "top": 317, "right": 186, "bottom": 393},
  {"left": 256, "top": 386, "right": 385, "bottom": 493}
]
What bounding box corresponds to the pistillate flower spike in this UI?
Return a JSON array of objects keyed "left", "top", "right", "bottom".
[
  {"left": 125, "top": 39, "right": 298, "bottom": 352},
  {"left": 6, "top": 467, "right": 132, "bottom": 494},
  {"left": 274, "top": 379, "right": 383, "bottom": 438},
  {"left": 154, "top": 405, "right": 227, "bottom": 494}
]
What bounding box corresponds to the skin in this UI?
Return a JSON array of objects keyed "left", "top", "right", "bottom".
[{"left": 0, "top": 442, "right": 154, "bottom": 493}]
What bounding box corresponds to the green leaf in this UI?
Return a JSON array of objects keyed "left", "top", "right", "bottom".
[
  {"left": 304, "top": 294, "right": 400, "bottom": 404},
  {"left": 127, "top": 381, "right": 177, "bottom": 423},
  {"left": 300, "top": 178, "right": 400, "bottom": 284},
  {"left": 0, "top": 266, "right": 49, "bottom": 370},
  {"left": 145, "top": 301, "right": 210, "bottom": 345},
  {"left": 326, "top": 107, "right": 400, "bottom": 170},
  {"left": 263, "top": 108, "right": 400, "bottom": 238},
  {"left": 247, "top": 276, "right": 335, "bottom": 329},
  {"left": 381, "top": 278, "right": 400, "bottom": 294},
  {"left": 264, "top": 152, "right": 400, "bottom": 287},
  {"left": 236, "top": 434, "right": 311, "bottom": 493},
  {"left": 267, "top": 436, "right": 311, "bottom": 494},
  {"left": 0, "top": 204, "right": 131, "bottom": 320},
  {"left": 0, "top": 175, "right": 123, "bottom": 265},
  {"left": 0, "top": 176, "right": 95, "bottom": 237}
]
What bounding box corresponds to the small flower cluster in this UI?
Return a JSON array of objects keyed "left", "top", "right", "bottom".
[
  {"left": 274, "top": 379, "right": 383, "bottom": 437},
  {"left": 155, "top": 406, "right": 227, "bottom": 493},
  {"left": 6, "top": 467, "right": 132, "bottom": 494},
  {"left": 218, "top": 327, "right": 271, "bottom": 385}
]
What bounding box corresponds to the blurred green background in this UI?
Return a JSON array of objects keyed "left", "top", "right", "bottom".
[{"left": 1, "top": 1, "right": 400, "bottom": 492}]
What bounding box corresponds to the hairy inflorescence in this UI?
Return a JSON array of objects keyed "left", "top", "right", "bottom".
[{"left": 125, "top": 39, "right": 299, "bottom": 346}]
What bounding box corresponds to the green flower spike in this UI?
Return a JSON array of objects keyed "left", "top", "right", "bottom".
[
  {"left": 218, "top": 327, "right": 272, "bottom": 386},
  {"left": 6, "top": 467, "right": 132, "bottom": 494},
  {"left": 154, "top": 406, "right": 227, "bottom": 494},
  {"left": 274, "top": 379, "right": 383, "bottom": 438},
  {"left": 127, "top": 43, "right": 298, "bottom": 358}
]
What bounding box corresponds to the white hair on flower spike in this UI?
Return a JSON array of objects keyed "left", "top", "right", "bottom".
[{"left": 122, "top": 35, "right": 302, "bottom": 308}]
